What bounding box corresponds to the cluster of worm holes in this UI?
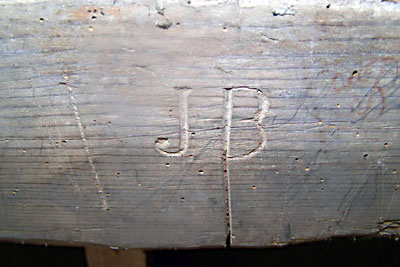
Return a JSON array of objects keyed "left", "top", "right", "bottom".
[
  {"left": 139, "top": 136, "right": 397, "bottom": 194},
  {"left": 250, "top": 148, "right": 398, "bottom": 191},
  {"left": 13, "top": 114, "right": 395, "bottom": 197},
  {"left": 86, "top": 8, "right": 105, "bottom": 32},
  {"left": 110, "top": 140, "right": 398, "bottom": 194}
]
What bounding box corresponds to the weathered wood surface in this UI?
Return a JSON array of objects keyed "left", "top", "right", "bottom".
[{"left": 0, "top": 0, "right": 399, "bottom": 248}]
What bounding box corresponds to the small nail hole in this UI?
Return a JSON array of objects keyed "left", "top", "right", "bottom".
[
  {"left": 116, "top": 172, "right": 121, "bottom": 177},
  {"left": 305, "top": 167, "right": 309, "bottom": 172},
  {"left": 363, "top": 154, "right": 369, "bottom": 159},
  {"left": 165, "top": 163, "right": 170, "bottom": 167},
  {"left": 252, "top": 186, "right": 257, "bottom": 190},
  {"left": 12, "top": 188, "right": 19, "bottom": 195},
  {"left": 198, "top": 170, "right": 204, "bottom": 175},
  {"left": 352, "top": 70, "right": 358, "bottom": 77},
  {"left": 336, "top": 103, "right": 341, "bottom": 108}
]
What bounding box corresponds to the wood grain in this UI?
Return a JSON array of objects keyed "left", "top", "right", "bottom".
[{"left": 0, "top": 0, "right": 399, "bottom": 248}]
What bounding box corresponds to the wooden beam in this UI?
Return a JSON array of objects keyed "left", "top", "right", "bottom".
[{"left": 0, "top": 0, "right": 399, "bottom": 248}]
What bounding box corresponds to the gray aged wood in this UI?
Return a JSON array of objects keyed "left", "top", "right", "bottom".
[{"left": 0, "top": 0, "right": 399, "bottom": 248}]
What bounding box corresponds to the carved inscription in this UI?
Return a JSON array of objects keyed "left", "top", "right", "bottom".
[
  {"left": 224, "top": 87, "right": 269, "bottom": 160},
  {"left": 155, "top": 87, "right": 191, "bottom": 156},
  {"left": 155, "top": 87, "right": 269, "bottom": 159}
]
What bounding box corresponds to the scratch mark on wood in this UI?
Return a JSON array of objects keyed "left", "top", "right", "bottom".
[
  {"left": 62, "top": 72, "right": 108, "bottom": 211},
  {"left": 340, "top": 164, "right": 379, "bottom": 223},
  {"left": 384, "top": 167, "right": 400, "bottom": 218},
  {"left": 329, "top": 57, "right": 399, "bottom": 123}
]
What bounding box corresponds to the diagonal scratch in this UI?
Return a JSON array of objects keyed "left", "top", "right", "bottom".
[{"left": 62, "top": 72, "right": 109, "bottom": 211}]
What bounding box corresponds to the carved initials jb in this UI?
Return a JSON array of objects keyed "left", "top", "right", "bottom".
[{"left": 155, "top": 87, "right": 269, "bottom": 160}]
